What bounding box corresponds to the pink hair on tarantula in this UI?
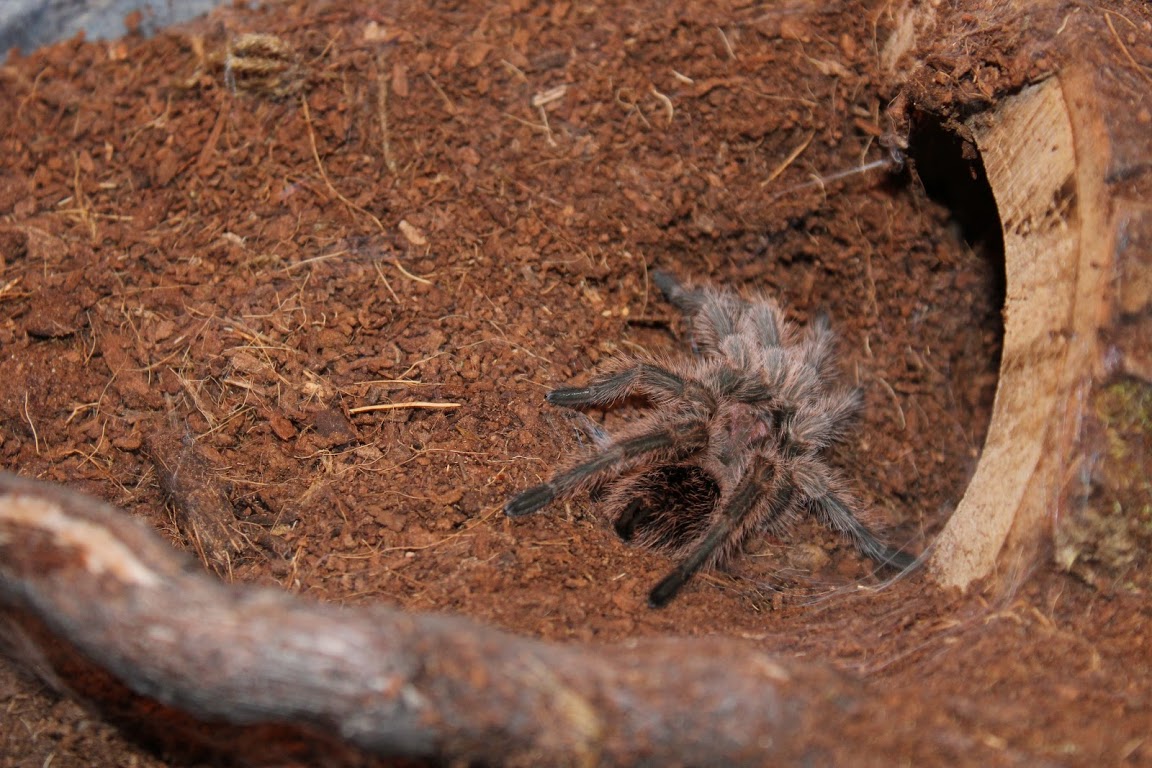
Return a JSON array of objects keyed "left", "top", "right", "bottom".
[{"left": 505, "top": 271, "right": 914, "bottom": 607}]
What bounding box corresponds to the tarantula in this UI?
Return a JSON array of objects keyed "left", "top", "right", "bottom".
[{"left": 505, "top": 271, "right": 914, "bottom": 607}]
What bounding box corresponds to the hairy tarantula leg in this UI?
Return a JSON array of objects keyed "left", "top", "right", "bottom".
[
  {"left": 546, "top": 363, "right": 688, "bottom": 408},
  {"left": 813, "top": 494, "right": 916, "bottom": 571},
  {"left": 656, "top": 270, "right": 760, "bottom": 355},
  {"left": 651, "top": 270, "right": 704, "bottom": 314},
  {"left": 504, "top": 423, "right": 709, "bottom": 518},
  {"left": 648, "top": 461, "right": 781, "bottom": 608}
]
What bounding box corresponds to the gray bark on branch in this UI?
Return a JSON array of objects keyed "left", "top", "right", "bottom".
[{"left": 0, "top": 471, "right": 963, "bottom": 766}]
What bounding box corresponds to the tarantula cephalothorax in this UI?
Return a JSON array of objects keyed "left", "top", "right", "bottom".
[{"left": 505, "top": 271, "right": 914, "bottom": 607}]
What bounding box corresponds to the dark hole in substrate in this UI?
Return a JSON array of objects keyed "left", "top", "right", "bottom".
[
  {"left": 905, "top": 112, "right": 1007, "bottom": 369},
  {"left": 906, "top": 115, "right": 1005, "bottom": 250}
]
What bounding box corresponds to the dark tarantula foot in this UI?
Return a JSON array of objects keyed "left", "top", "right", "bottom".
[
  {"left": 652, "top": 269, "right": 706, "bottom": 315},
  {"left": 648, "top": 566, "right": 697, "bottom": 608},
  {"left": 504, "top": 484, "right": 554, "bottom": 517},
  {"left": 545, "top": 387, "right": 594, "bottom": 407},
  {"left": 649, "top": 559, "right": 709, "bottom": 607},
  {"left": 651, "top": 269, "right": 684, "bottom": 299}
]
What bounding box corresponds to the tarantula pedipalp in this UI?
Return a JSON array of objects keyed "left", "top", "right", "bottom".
[{"left": 505, "top": 271, "right": 914, "bottom": 607}]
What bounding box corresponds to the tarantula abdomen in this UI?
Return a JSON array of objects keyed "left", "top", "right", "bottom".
[{"left": 505, "top": 270, "right": 915, "bottom": 607}]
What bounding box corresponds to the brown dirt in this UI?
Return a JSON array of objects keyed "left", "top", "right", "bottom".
[{"left": 0, "top": 0, "right": 1149, "bottom": 765}]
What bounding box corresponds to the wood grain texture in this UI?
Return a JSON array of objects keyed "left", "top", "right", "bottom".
[{"left": 0, "top": 470, "right": 925, "bottom": 766}]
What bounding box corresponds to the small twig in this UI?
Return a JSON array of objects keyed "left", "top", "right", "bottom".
[
  {"left": 715, "top": 26, "right": 736, "bottom": 59},
  {"left": 529, "top": 85, "right": 567, "bottom": 147},
  {"left": 372, "top": 261, "right": 401, "bottom": 303},
  {"left": 650, "top": 85, "right": 674, "bottom": 125},
  {"left": 0, "top": 276, "right": 22, "bottom": 301},
  {"left": 499, "top": 58, "right": 528, "bottom": 82},
  {"left": 614, "top": 87, "right": 651, "bottom": 128},
  {"left": 424, "top": 73, "right": 456, "bottom": 113},
  {"left": 69, "top": 154, "right": 98, "bottom": 242},
  {"left": 281, "top": 250, "right": 349, "bottom": 271},
  {"left": 874, "top": 375, "right": 907, "bottom": 431},
  {"left": 504, "top": 110, "right": 556, "bottom": 143},
  {"left": 302, "top": 98, "right": 432, "bottom": 289},
  {"left": 1103, "top": 10, "right": 1152, "bottom": 85},
  {"left": 301, "top": 96, "right": 386, "bottom": 232},
  {"left": 22, "top": 392, "right": 40, "bottom": 455},
  {"left": 349, "top": 401, "right": 461, "bottom": 414},
  {"left": 536, "top": 104, "right": 557, "bottom": 146},
  {"left": 390, "top": 259, "right": 433, "bottom": 285},
  {"left": 761, "top": 130, "right": 815, "bottom": 186},
  {"left": 530, "top": 85, "right": 567, "bottom": 108},
  {"left": 767, "top": 156, "right": 896, "bottom": 198},
  {"left": 375, "top": 53, "right": 398, "bottom": 174},
  {"left": 379, "top": 504, "right": 502, "bottom": 553}
]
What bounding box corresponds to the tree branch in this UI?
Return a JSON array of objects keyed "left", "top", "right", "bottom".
[{"left": 0, "top": 471, "right": 969, "bottom": 765}]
